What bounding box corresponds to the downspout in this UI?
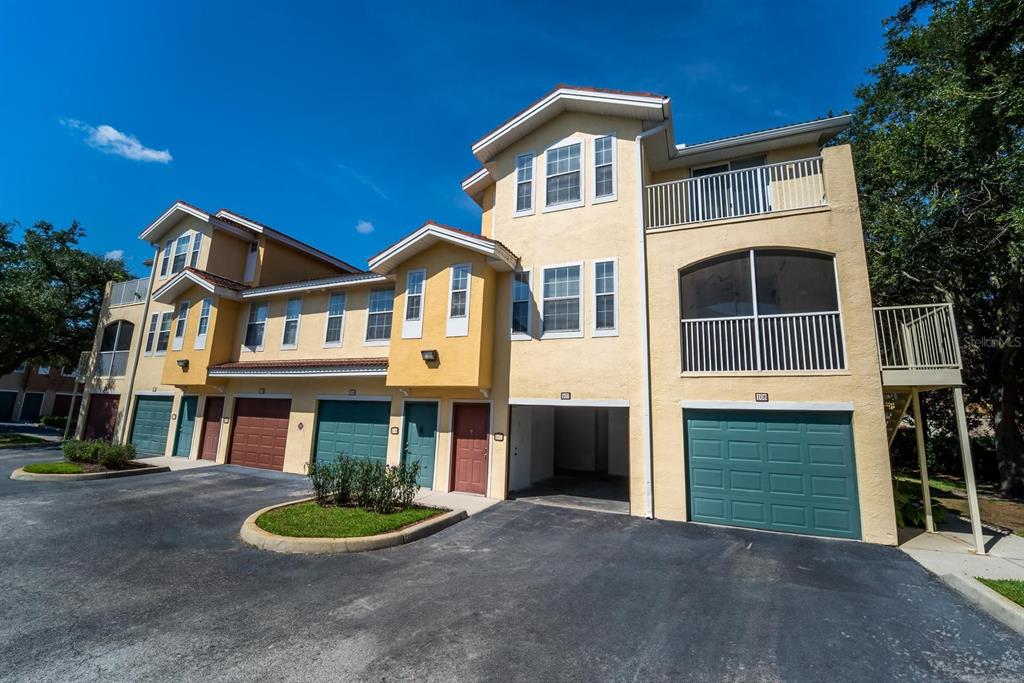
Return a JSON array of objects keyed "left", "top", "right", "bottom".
[
  {"left": 116, "top": 246, "right": 160, "bottom": 444},
  {"left": 635, "top": 120, "right": 669, "bottom": 519}
]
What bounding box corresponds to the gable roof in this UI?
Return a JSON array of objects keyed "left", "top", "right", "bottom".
[
  {"left": 151, "top": 267, "right": 248, "bottom": 304},
  {"left": 368, "top": 221, "right": 518, "bottom": 274},
  {"left": 470, "top": 85, "right": 671, "bottom": 164},
  {"left": 240, "top": 272, "right": 389, "bottom": 299}
]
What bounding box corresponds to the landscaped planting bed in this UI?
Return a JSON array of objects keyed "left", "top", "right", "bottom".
[
  {"left": 13, "top": 440, "right": 167, "bottom": 480},
  {"left": 256, "top": 502, "right": 443, "bottom": 538}
]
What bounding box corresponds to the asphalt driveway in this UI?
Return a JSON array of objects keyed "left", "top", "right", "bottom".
[{"left": 2, "top": 447, "right": 1023, "bottom": 682}]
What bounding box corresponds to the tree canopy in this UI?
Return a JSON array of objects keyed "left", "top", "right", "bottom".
[
  {"left": 0, "top": 220, "right": 130, "bottom": 377},
  {"left": 845, "top": 0, "right": 1024, "bottom": 494}
]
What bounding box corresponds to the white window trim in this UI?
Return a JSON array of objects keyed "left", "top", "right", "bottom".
[
  {"left": 155, "top": 311, "right": 173, "bottom": 356},
  {"left": 510, "top": 269, "right": 532, "bottom": 341},
  {"left": 280, "top": 297, "right": 302, "bottom": 350},
  {"left": 171, "top": 234, "right": 191, "bottom": 275},
  {"left": 159, "top": 239, "right": 173, "bottom": 278},
  {"left": 513, "top": 151, "right": 536, "bottom": 217},
  {"left": 542, "top": 137, "right": 585, "bottom": 213},
  {"left": 540, "top": 261, "right": 585, "bottom": 339},
  {"left": 363, "top": 288, "right": 394, "bottom": 346},
  {"left": 592, "top": 133, "right": 618, "bottom": 204},
  {"left": 243, "top": 242, "right": 259, "bottom": 282},
  {"left": 194, "top": 299, "right": 212, "bottom": 350},
  {"left": 144, "top": 312, "right": 159, "bottom": 356},
  {"left": 171, "top": 300, "right": 190, "bottom": 351},
  {"left": 189, "top": 231, "right": 203, "bottom": 268},
  {"left": 323, "top": 292, "right": 347, "bottom": 348},
  {"left": 591, "top": 258, "right": 619, "bottom": 337},
  {"left": 242, "top": 301, "right": 268, "bottom": 352},
  {"left": 402, "top": 268, "right": 426, "bottom": 339},
  {"left": 446, "top": 263, "right": 471, "bottom": 338}
]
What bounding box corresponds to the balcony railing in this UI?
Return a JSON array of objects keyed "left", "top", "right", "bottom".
[
  {"left": 79, "top": 350, "right": 129, "bottom": 378},
  {"left": 681, "top": 310, "right": 845, "bottom": 373},
  {"left": 874, "top": 304, "right": 961, "bottom": 370},
  {"left": 645, "top": 156, "right": 827, "bottom": 229},
  {"left": 109, "top": 278, "right": 150, "bottom": 307}
]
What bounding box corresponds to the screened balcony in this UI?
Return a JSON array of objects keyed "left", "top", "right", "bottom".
[
  {"left": 108, "top": 277, "right": 150, "bottom": 307},
  {"left": 81, "top": 320, "right": 135, "bottom": 378},
  {"left": 645, "top": 156, "right": 827, "bottom": 229},
  {"left": 679, "top": 249, "right": 845, "bottom": 374}
]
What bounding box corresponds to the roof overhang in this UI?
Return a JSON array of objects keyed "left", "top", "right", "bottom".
[
  {"left": 214, "top": 210, "right": 361, "bottom": 274},
  {"left": 460, "top": 167, "right": 494, "bottom": 207},
  {"left": 240, "top": 273, "right": 390, "bottom": 299},
  {"left": 151, "top": 270, "right": 242, "bottom": 304},
  {"left": 138, "top": 201, "right": 210, "bottom": 243},
  {"left": 207, "top": 361, "right": 388, "bottom": 378},
  {"left": 367, "top": 222, "right": 518, "bottom": 275},
  {"left": 471, "top": 86, "right": 671, "bottom": 163},
  {"left": 650, "top": 115, "right": 852, "bottom": 171}
]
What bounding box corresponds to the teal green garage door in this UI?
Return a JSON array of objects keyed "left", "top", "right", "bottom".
[
  {"left": 130, "top": 396, "right": 173, "bottom": 456},
  {"left": 685, "top": 410, "right": 860, "bottom": 540},
  {"left": 314, "top": 400, "right": 391, "bottom": 465}
]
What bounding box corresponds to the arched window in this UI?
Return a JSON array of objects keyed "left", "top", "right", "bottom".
[
  {"left": 679, "top": 249, "right": 844, "bottom": 372},
  {"left": 98, "top": 320, "right": 134, "bottom": 377}
]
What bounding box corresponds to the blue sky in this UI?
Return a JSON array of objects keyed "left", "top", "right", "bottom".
[{"left": 0, "top": 0, "right": 901, "bottom": 276}]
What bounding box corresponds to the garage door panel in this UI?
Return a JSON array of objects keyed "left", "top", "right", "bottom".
[
  {"left": 685, "top": 409, "right": 860, "bottom": 540},
  {"left": 130, "top": 396, "right": 173, "bottom": 456},
  {"left": 314, "top": 400, "right": 391, "bottom": 465},
  {"left": 229, "top": 398, "right": 290, "bottom": 471}
]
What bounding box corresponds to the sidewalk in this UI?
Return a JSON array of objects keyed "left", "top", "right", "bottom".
[
  {"left": 415, "top": 489, "right": 499, "bottom": 516},
  {"left": 136, "top": 456, "right": 221, "bottom": 472}
]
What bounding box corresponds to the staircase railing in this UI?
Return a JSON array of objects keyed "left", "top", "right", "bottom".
[{"left": 874, "top": 304, "right": 961, "bottom": 371}]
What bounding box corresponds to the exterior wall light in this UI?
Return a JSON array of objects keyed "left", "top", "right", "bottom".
[
  {"left": 176, "top": 359, "right": 189, "bottom": 371},
  {"left": 420, "top": 349, "right": 439, "bottom": 363}
]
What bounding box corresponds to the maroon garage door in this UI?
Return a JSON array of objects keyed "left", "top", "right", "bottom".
[
  {"left": 228, "top": 398, "right": 290, "bottom": 471},
  {"left": 83, "top": 394, "right": 119, "bottom": 440}
]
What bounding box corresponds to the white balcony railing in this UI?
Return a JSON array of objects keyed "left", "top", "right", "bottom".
[
  {"left": 874, "top": 304, "right": 961, "bottom": 371},
  {"left": 81, "top": 350, "right": 129, "bottom": 378},
  {"left": 645, "top": 156, "right": 827, "bottom": 229},
  {"left": 109, "top": 278, "right": 150, "bottom": 307},
  {"left": 681, "top": 310, "right": 845, "bottom": 373}
]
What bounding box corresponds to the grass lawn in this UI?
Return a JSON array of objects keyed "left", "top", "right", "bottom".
[
  {"left": 256, "top": 502, "right": 444, "bottom": 538},
  {"left": 22, "top": 461, "right": 84, "bottom": 474},
  {"left": 0, "top": 433, "right": 48, "bottom": 446},
  {"left": 895, "top": 473, "right": 963, "bottom": 495},
  {"left": 978, "top": 578, "right": 1024, "bottom": 608}
]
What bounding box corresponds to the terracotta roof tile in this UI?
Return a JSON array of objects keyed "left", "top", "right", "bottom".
[
  {"left": 183, "top": 267, "right": 249, "bottom": 291},
  {"left": 210, "top": 358, "right": 388, "bottom": 371}
]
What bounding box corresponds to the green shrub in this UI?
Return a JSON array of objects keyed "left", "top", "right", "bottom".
[
  {"left": 39, "top": 415, "right": 68, "bottom": 429},
  {"left": 893, "top": 477, "right": 947, "bottom": 528},
  {"left": 307, "top": 456, "right": 421, "bottom": 513},
  {"left": 61, "top": 439, "right": 136, "bottom": 468}
]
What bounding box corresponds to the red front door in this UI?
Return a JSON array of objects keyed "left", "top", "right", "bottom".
[
  {"left": 84, "top": 394, "right": 119, "bottom": 441},
  {"left": 450, "top": 403, "right": 489, "bottom": 495},
  {"left": 199, "top": 396, "right": 224, "bottom": 461}
]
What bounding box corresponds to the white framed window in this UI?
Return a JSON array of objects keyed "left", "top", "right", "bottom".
[
  {"left": 543, "top": 140, "right": 584, "bottom": 211},
  {"left": 447, "top": 263, "right": 471, "bottom": 337},
  {"left": 514, "top": 152, "right": 535, "bottom": 216},
  {"left": 592, "top": 259, "right": 618, "bottom": 336},
  {"left": 243, "top": 242, "right": 259, "bottom": 282},
  {"left": 37, "top": 365, "right": 50, "bottom": 375},
  {"left": 593, "top": 135, "right": 617, "bottom": 202},
  {"left": 14, "top": 363, "right": 26, "bottom": 373},
  {"left": 171, "top": 234, "right": 190, "bottom": 274},
  {"left": 194, "top": 298, "right": 212, "bottom": 350},
  {"left": 189, "top": 232, "right": 203, "bottom": 268},
  {"left": 171, "top": 300, "right": 190, "bottom": 351},
  {"left": 541, "top": 263, "right": 583, "bottom": 338},
  {"left": 156, "top": 312, "right": 173, "bottom": 355},
  {"left": 323, "top": 292, "right": 346, "bottom": 347},
  {"left": 159, "top": 239, "right": 173, "bottom": 278},
  {"left": 402, "top": 269, "right": 426, "bottom": 339},
  {"left": 511, "top": 269, "right": 532, "bottom": 339},
  {"left": 243, "top": 302, "right": 268, "bottom": 351},
  {"left": 281, "top": 297, "right": 302, "bottom": 349},
  {"left": 365, "top": 288, "right": 394, "bottom": 344},
  {"left": 144, "top": 313, "right": 159, "bottom": 355}
]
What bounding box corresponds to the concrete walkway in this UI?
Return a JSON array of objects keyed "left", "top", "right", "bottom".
[
  {"left": 415, "top": 488, "right": 499, "bottom": 516},
  {"left": 136, "top": 456, "right": 221, "bottom": 472},
  {"left": 900, "top": 516, "right": 1024, "bottom": 581}
]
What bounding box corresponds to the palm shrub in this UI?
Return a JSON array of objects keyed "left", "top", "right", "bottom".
[
  {"left": 308, "top": 456, "right": 421, "bottom": 512},
  {"left": 61, "top": 439, "right": 136, "bottom": 468},
  {"left": 892, "top": 477, "right": 947, "bottom": 528}
]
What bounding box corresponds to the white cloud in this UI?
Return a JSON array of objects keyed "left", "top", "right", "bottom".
[
  {"left": 104, "top": 249, "right": 125, "bottom": 261},
  {"left": 61, "top": 119, "right": 172, "bottom": 163},
  {"left": 354, "top": 220, "right": 375, "bottom": 235}
]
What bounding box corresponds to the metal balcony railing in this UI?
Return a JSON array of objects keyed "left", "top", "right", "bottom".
[
  {"left": 108, "top": 278, "right": 150, "bottom": 307},
  {"left": 681, "top": 310, "right": 845, "bottom": 373},
  {"left": 645, "top": 156, "right": 827, "bottom": 229},
  {"left": 874, "top": 304, "right": 961, "bottom": 371}
]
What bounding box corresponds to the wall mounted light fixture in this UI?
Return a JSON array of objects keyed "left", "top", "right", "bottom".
[
  {"left": 176, "top": 359, "right": 189, "bottom": 371},
  {"left": 420, "top": 349, "right": 439, "bottom": 363}
]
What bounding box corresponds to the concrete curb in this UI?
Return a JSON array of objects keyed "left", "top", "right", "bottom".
[
  {"left": 239, "top": 497, "right": 468, "bottom": 554},
  {"left": 10, "top": 462, "right": 171, "bottom": 481},
  {"left": 941, "top": 573, "right": 1024, "bottom": 636}
]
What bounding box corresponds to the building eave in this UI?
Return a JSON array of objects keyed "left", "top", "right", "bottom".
[
  {"left": 240, "top": 273, "right": 390, "bottom": 299},
  {"left": 367, "top": 222, "right": 518, "bottom": 275}
]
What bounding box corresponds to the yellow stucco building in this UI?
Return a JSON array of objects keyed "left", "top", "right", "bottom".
[{"left": 76, "top": 85, "right": 971, "bottom": 546}]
